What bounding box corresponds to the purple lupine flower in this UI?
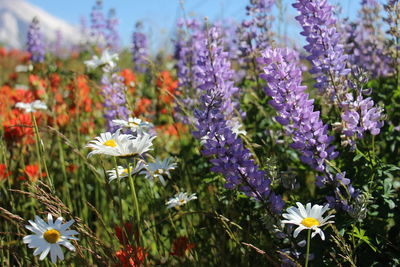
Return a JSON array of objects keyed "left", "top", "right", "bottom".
[
  {"left": 27, "top": 17, "right": 45, "bottom": 63},
  {"left": 101, "top": 71, "right": 129, "bottom": 132},
  {"left": 174, "top": 19, "right": 207, "bottom": 124},
  {"left": 192, "top": 27, "right": 283, "bottom": 213},
  {"left": 345, "top": 0, "right": 393, "bottom": 77},
  {"left": 293, "top": 0, "right": 384, "bottom": 149},
  {"left": 244, "top": 0, "right": 275, "bottom": 51},
  {"left": 293, "top": 0, "right": 350, "bottom": 96},
  {"left": 132, "top": 22, "right": 148, "bottom": 73},
  {"left": 258, "top": 47, "right": 337, "bottom": 172},
  {"left": 318, "top": 172, "right": 359, "bottom": 211},
  {"left": 90, "top": 0, "right": 106, "bottom": 45},
  {"left": 106, "top": 8, "right": 120, "bottom": 52},
  {"left": 383, "top": 0, "right": 400, "bottom": 76},
  {"left": 233, "top": 0, "right": 275, "bottom": 83},
  {"left": 258, "top": 47, "right": 358, "bottom": 211}
]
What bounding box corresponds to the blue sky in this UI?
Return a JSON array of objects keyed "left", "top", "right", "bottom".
[{"left": 27, "top": 0, "right": 361, "bottom": 51}]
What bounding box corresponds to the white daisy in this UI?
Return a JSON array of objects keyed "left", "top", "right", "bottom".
[
  {"left": 112, "top": 117, "right": 152, "bottom": 133},
  {"left": 107, "top": 161, "right": 146, "bottom": 182},
  {"left": 15, "top": 64, "right": 33, "bottom": 72},
  {"left": 84, "top": 49, "right": 119, "bottom": 71},
  {"left": 281, "top": 202, "right": 335, "bottom": 240},
  {"left": 166, "top": 192, "right": 197, "bottom": 209},
  {"left": 141, "top": 157, "right": 177, "bottom": 186},
  {"left": 15, "top": 100, "right": 47, "bottom": 113},
  {"left": 23, "top": 213, "right": 78, "bottom": 264},
  {"left": 86, "top": 130, "right": 156, "bottom": 158}
]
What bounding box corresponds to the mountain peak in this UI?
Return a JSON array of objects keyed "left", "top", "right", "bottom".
[{"left": 0, "top": 0, "right": 81, "bottom": 49}]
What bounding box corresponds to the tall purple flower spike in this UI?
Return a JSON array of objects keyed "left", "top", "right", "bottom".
[
  {"left": 106, "top": 8, "right": 120, "bottom": 52},
  {"left": 101, "top": 72, "right": 129, "bottom": 132},
  {"left": 90, "top": 0, "right": 106, "bottom": 45},
  {"left": 27, "top": 17, "right": 45, "bottom": 63},
  {"left": 345, "top": 0, "right": 393, "bottom": 77},
  {"left": 132, "top": 22, "right": 148, "bottom": 73},
  {"left": 293, "top": 0, "right": 384, "bottom": 150},
  {"left": 258, "top": 47, "right": 358, "bottom": 211},
  {"left": 174, "top": 18, "right": 205, "bottom": 125},
  {"left": 193, "top": 27, "right": 284, "bottom": 213},
  {"left": 258, "top": 47, "right": 338, "bottom": 172}
]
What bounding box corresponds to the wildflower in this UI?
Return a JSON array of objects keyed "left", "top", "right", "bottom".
[
  {"left": 131, "top": 22, "right": 148, "bottom": 73},
  {"left": 114, "top": 222, "right": 134, "bottom": 244},
  {"left": 90, "top": 0, "right": 106, "bottom": 45},
  {"left": 258, "top": 47, "right": 337, "bottom": 172},
  {"left": 107, "top": 161, "right": 146, "bottom": 183},
  {"left": 171, "top": 236, "right": 195, "bottom": 257},
  {"left": 15, "top": 64, "right": 33, "bottom": 72},
  {"left": 25, "top": 164, "right": 46, "bottom": 182},
  {"left": 15, "top": 100, "right": 47, "bottom": 113},
  {"left": 84, "top": 49, "right": 118, "bottom": 71},
  {"left": 27, "top": 17, "right": 45, "bottom": 63},
  {"left": 3, "top": 111, "right": 35, "bottom": 145},
  {"left": 281, "top": 202, "right": 335, "bottom": 240},
  {"left": 112, "top": 117, "right": 152, "bottom": 133},
  {"left": 166, "top": 192, "right": 197, "bottom": 209},
  {"left": 105, "top": 8, "right": 120, "bottom": 51},
  {"left": 0, "top": 164, "right": 11, "bottom": 180},
  {"left": 23, "top": 213, "right": 78, "bottom": 263},
  {"left": 192, "top": 27, "right": 283, "bottom": 212},
  {"left": 86, "top": 130, "right": 155, "bottom": 158},
  {"left": 134, "top": 97, "right": 152, "bottom": 117},
  {"left": 141, "top": 157, "right": 177, "bottom": 185},
  {"left": 116, "top": 245, "right": 146, "bottom": 267},
  {"left": 226, "top": 118, "right": 247, "bottom": 137},
  {"left": 293, "top": 0, "right": 384, "bottom": 148},
  {"left": 120, "top": 68, "right": 136, "bottom": 92}
]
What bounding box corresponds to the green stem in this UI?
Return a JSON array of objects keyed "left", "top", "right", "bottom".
[
  {"left": 31, "top": 113, "right": 53, "bottom": 189},
  {"left": 113, "top": 157, "right": 124, "bottom": 224},
  {"left": 127, "top": 161, "right": 143, "bottom": 245},
  {"left": 305, "top": 229, "right": 311, "bottom": 267}
]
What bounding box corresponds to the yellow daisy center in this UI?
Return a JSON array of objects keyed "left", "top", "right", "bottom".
[
  {"left": 155, "top": 169, "right": 163, "bottom": 175},
  {"left": 301, "top": 217, "right": 320, "bottom": 227},
  {"left": 179, "top": 199, "right": 186, "bottom": 204},
  {"left": 43, "top": 229, "right": 61, "bottom": 243},
  {"left": 129, "top": 121, "right": 139, "bottom": 127},
  {"left": 103, "top": 139, "right": 117, "bottom": 147}
]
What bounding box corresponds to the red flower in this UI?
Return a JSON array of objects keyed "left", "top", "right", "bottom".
[
  {"left": 29, "top": 74, "right": 47, "bottom": 98},
  {"left": 66, "top": 164, "right": 77, "bottom": 173},
  {"left": 68, "top": 75, "right": 92, "bottom": 115},
  {"left": 156, "top": 122, "right": 188, "bottom": 137},
  {"left": 3, "top": 110, "right": 35, "bottom": 145},
  {"left": 156, "top": 71, "right": 178, "bottom": 106},
  {"left": 171, "top": 236, "right": 195, "bottom": 257},
  {"left": 0, "top": 47, "right": 6, "bottom": 57},
  {"left": 115, "top": 222, "right": 134, "bottom": 244},
  {"left": 134, "top": 98, "right": 152, "bottom": 116},
  {"left": 120, "top": 69, "right": 136, "bottom": 94},
  {"left": 50, "top": 73, "right": 61, "bottom": 91},
  {"left": 116, "top": 245, "right": 146, "bottom": 267},
  {"left": 24, "top": 164, "right": 46, "bottom": 182},
  {"left": 0, "top": 164, "right": 11, "bottom": 180}
]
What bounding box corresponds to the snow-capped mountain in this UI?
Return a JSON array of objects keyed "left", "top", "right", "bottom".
[{"left": 0, "top": 0, "right": 81, "bottom": 49}]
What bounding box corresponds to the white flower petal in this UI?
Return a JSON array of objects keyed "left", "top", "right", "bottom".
[{"left": 39, "top": 246, "right": 51, "bottom": 261}]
